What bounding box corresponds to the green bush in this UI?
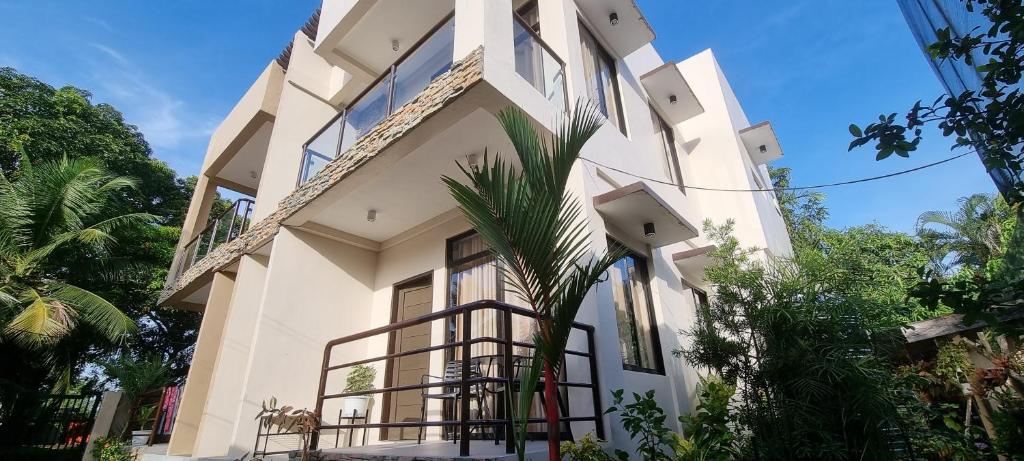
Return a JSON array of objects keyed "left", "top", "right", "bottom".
[
  {"left": 91, "top": 436, "right": 133, "bottom": 461},
  {"left": 605, "top": 389, "right": 674, "bottom": 461},
  {"left": 677, "top": 375, "right": 737, "bottom": 461},
  {"left": 560, "top": 433, "right": 619, "bottom": 461}
]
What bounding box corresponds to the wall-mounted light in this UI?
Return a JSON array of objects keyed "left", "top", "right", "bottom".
[
  {"left": 669, "top": 94, "right": 678, "bottom": 105},
  {"left": 643, "top": 222, "right": 656, "bottom": 238},
  {"left": 367, "top": 209, "right": 377, "bottom": 222},
  {"left": 759, "top": 145, "right": 768, "bottom": 154},
  {"left": 609, "top": 12, "right": 619, "bottom": 26},
  {"left": 391, "top": 40, "right": 400, "bottom": 52}
]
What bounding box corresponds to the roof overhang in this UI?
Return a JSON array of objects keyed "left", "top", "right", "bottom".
[
  {"left": 575, "top": 0, "right": 654, "bottom": 57},
  {"left": 673, "top": 245, "right": 716, "bottom": 281},
  {"left": 739, "top": 121, "right": 783, "bottom": 165},
  {"left": 640, "top": 62, "right": 703, "bottom": 124},
  {"left": 594, "top": 182, "right": 698, "bottom": 248}
]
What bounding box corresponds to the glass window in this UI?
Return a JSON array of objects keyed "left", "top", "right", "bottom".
[
  {"left": 689, "top": 286, "right": 709, "bottom": 310},
  {"left": 607, "top": 240, "right": 661, "bottom": 372},
  {"left": 579, "top": 23, "right": 625, "bottom": 134},
  {"left": 649, "top": 105, "right": 683, "bottom": 188}
]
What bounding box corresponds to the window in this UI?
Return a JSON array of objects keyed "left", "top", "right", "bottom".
[
  {"left": 689, "top": 285, "right": 709, "bottom": 310},
  {"left": 649, "top": 104, "right": 684, "bottom": 189},
  {"left": 608, "top": 239, "right": 662, "bottom": 373},
  {"left": 579, "top": 22, "right": 625, "bottom": 134}
]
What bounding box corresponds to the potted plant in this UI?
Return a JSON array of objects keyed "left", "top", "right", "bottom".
[
  {"left": 131, "top": 404, "right": 156, "bottom": 447},
  {"left": 341, "top": 364, "right": 376, "bottom": 417},
  {"left": 255, "top": 397, "right": 320, "bottom": 461}
]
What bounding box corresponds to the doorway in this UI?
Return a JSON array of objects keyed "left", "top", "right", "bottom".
[{"left": 383, "top": 274, "right": 433, "bottom": 440}]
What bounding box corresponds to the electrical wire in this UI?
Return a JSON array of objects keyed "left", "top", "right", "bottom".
[{"left": 578, "top": 151, "right": 974, "bottom": 192}]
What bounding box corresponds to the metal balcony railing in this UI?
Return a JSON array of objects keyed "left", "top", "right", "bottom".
[
  {"left": 174, "top": 198, "right": 255, "bottom": 279},
  {"left": 298, "top": 14, "right": 457, "bottom": 185},
  {"left": 311, "top": 300, "right": 602, "bottom": 457}
]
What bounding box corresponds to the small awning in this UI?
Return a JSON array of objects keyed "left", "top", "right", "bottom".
[
  {"left": 739, "top": 121, "right": 783, "bottom": 165},
  {"left": 593, "top": 182, "right": 698, "bottom": 248},
  {"left": 640, "top": 62, "right": 703, "bottom": 124},
  {"left": 673, "top": 245, "right": 716, "bottom": 280},
  {"left": 576, "top": 0, "right": 655, "bottom": 57}
]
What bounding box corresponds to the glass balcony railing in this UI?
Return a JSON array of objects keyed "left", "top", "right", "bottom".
[
  {"left": 298, "top": 15, "right": 456, "bottom": 185},
  {"left": 513, "top": 16, "right": 567, "bottom": 112},
  {"left": 175, "top": 198, "right": 255, "bottom": 279}
]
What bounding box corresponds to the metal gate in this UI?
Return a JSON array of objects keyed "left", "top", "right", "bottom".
[{"left": 0, "top": 392, "right": 102, "bottom": 461}]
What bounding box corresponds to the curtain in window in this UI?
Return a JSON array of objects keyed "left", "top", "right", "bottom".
[
  {"left": 608, "top": 248, "right": 658, "bottom": 371},
  {"left": 579, "top": 24, "right": 623, "bottom": 132}
]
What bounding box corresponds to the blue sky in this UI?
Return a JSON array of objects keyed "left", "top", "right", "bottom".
[{"left": 0, "top": 1, "right": 996, "bottom": 233}]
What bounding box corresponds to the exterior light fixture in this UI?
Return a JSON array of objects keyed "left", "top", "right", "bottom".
[
  {"left": 249, "top": 170, "right": 258, "bottom": 179},
  {"left": 466, "top": 153, "right": 480, "bottom": 168},
  {"left": 669, "top": 94, "right": 678, "bottom": 105},
  {"left": 759, "top": 144, "right": 768, "bottom": 154},
  {"left": 609, "top": 12, "right": 619, "bottom": 26},
  {"left": 391, "top": 40, "right": 400, "bottom": 52},
  {"left": 643, "top": 222, "right": 656, "bottom": 238},
  {"left": 367, "top": 209, "right": 377, "bottom": 222}
]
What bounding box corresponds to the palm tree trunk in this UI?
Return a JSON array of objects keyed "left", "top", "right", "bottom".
[{"left": 544, "top": 361, "right": 559, "bottom": 461}]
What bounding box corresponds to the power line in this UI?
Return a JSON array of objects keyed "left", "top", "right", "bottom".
[{"left": 579, "top": 152, "right": 973, "bottom": 192}]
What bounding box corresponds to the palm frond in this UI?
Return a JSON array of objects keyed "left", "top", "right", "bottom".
[
  {"left": 49, "top": 282, "right": 136, "bottom": 343},
  {"left": 4, "top": 288, "right": 74, "bottom": 347}
]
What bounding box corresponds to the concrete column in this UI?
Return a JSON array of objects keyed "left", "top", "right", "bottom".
[
  {"left": 81, "top": 391, "right": 124, "bottom": 461},
  {"left": 454, "top": 0, "right": 513, "bottom": 67},
  {"left": 166, "top": 271, "right": 237, "bottom": 456}
]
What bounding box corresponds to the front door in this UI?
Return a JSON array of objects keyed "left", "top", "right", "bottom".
[{"left": 385, "top": 276, "right": 432, "bottom": 440}]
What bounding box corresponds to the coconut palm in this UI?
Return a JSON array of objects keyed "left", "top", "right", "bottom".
[
  {"left": 443, "top": 104, "right": 622, "bottom": 461},
  {"left": 916, "top": 193, "right": 1009, "bottom": 271},
  {"left": 0, "top": 156, "right": 149, "bottom": 348}
]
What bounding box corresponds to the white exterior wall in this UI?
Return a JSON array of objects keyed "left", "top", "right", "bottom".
[{"left": 165, "top": 0, "right": 792, "bottom": 457}]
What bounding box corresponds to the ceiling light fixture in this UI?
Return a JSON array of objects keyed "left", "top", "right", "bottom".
[
  {"left": 467, "top": 153, "right": 480, "bottom": 168},
  {"left": 669, "top": 95, "right": 678, "bottom": 105},
  {"left": 391, "top": 40, "right": 400, "bottom": 52},
  {"left": 609, "top": 12, "right": 619, "bottom": 26},
  {"left": 643, "top": 222, "right": 656, "bottom": 238},
  {"left": 367, "top": 209, "right": 377, "bottom": 222},
  {"left": 759, "top": 145, "right": 768, "bottom": 154}
]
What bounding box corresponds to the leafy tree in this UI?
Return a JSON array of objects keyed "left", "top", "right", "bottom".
[
  {"left": 677, "top": 221, "right": 905, "bottom": 460},
  {"left": 443, "top": 104, "right": 622, "bottom": 461},
  {"left": 0, "top": 67, "right": 201, "bottom": 383},
  {"left": 0, "top": 157, "right": 151, "bottom": 445},
  {"left": 917, "top": 193, "right": 1011, "bottom": 270}
]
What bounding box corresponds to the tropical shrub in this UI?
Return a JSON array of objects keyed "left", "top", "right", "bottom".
[
  {"left": 677, "top": 375, "right": 737, "bottom": 461},
  {"left": 560, "top": 432, "right": 618, "bottom": 461},
  {"left": 91, "top": 436, "right": 133, "bottom": 461},
  {"left": 605, "top": 389, "right": 674, "bottom": 461}
]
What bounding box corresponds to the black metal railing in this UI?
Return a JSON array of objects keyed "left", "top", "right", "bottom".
[
  {"left": 312, "top": 300, "right": 603, "bottom": 457},
  {"left": 174, "top": 198, "right": 255, "bottom": 279},
  {"left": 0, "top": 390, "right": 101, "bottom": 459},
  {"left": 297, "top": 13, "right": 456, "bottom": 185}
]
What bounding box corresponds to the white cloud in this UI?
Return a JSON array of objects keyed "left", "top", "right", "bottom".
[{"left": 84, "top": 42, "right": 217, "bottom": 151}]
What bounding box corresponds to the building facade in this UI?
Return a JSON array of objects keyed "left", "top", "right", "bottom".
[
  {"left": 897, "top": 0, "right": 1022, "bottom": 203},
  {"left": 158, "top": 0, "right": 792, "bottom": 458}
]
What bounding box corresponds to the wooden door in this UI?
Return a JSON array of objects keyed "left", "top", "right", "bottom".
[{"left": 385, "top": 277, "right": 432, "bottom": 440}]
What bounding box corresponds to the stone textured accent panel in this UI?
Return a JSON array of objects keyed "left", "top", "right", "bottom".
[{"left": 160, "top": 47, "right": 484, "bottom": 304}]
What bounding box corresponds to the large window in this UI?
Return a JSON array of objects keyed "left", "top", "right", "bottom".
[
  {"left": 608, "top": 240, "right": 662, "bottom": 373},
  {"left": 649, "top": 104, "right": 684, "bottom": 190},
  {"left": 579, "top": 23, "right": 625, "bottom": 134}
]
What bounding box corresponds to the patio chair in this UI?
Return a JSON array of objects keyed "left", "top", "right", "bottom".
[{"left": 417, "top": 359, "right": 489, "bottom": 444}]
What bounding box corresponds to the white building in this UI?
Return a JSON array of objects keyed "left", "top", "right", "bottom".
[{"left": 158, "top": 1, "right": 792, "bottom": 458}]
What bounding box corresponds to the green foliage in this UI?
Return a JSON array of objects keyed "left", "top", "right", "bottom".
[
  {"left": 135, "top": 404, "right": 157, "bottom": 430},
  {"left": 91, "top": 436, "right": 133, "bottom": 461},
  {"left": 606, "top": 389, "right": 674, "bottom": 461},
  {"left": 990, "top": 389, "right": 1024, "bottom": 458},
  {"left": 935, "top": 341, "right": 973, "bottom": 384},
  {"left": 677, "top": 221, "right": 905, "bottom": 460},
  {"left": 560, "top": 433, "right": 619, "bottom": 461},
  {"left": 847, "top": 0, "right": 1024, "bottom": 202},
  {"left": 677, "top": 376, "right": 737, "bottom": 461},
  {"left": 917, "top": 193, "right": 1012, "bottom": 271},
  {"left": 442, "top": 103, "right": 622, "bottom": 461},
  {"left": 100, "top": 355, "right": 170, "bottom": 403},
  {"left": 343, "top": 364, "right": 376, "bottom": 393}
]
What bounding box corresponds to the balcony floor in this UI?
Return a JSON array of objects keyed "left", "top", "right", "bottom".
[{"left": 320, "top": 440, "right": 549, "bottom": 461}]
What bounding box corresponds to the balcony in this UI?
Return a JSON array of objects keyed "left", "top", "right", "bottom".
[
  {"left": 299, "top": 15, "right": 456, "bottom": 185},
  {"left": 309, "top": 300, "right": 601, "bottom": 458},
  {"left": 512, "top": 15, "right": 567, "bottom": 113},
  {"left": 173, "top": 198, "right": 255, "bottom": 280}
]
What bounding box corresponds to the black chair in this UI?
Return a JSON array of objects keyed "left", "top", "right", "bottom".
[{"left": 417, "top": 359, "right": 489, "bottom": 444}]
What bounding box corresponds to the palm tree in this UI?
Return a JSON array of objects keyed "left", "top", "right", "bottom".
[
  {"left": 0, "top": 156, "right": 149, "bottom": 348},
  {"left": 916, "top": 193, "right": 1008, "bottom": 271},
  {"left": 443, "top": 105, "right": 622, "bottom": 461}
]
